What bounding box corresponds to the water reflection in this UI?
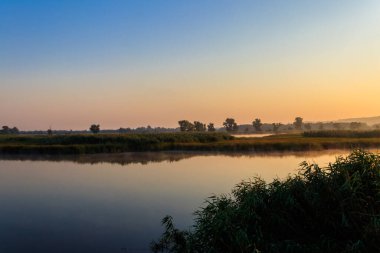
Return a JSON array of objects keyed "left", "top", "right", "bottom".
[
  {"left": 0, "top": 149, "right": 359, "bottom": 166},
  {"left": 0, "top": 150, "right": 377, "bottom": 252}
]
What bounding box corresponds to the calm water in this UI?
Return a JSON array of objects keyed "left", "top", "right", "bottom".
[{"left": 0, "top": 151, "right": 355, "bottom": 252}]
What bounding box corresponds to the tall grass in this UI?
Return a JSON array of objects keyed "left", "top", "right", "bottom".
[
  {"left": 2, "top": 133, "right": 380, "bottom": 154},
  {"left": 304, "top": 130, "right": 380, "bottom": 138},
  {"left": 151, "top": 150, "right": 380, "bottom": 253},
  {"left": 0, "top": 133, "right": 234, "bottom": 154}
]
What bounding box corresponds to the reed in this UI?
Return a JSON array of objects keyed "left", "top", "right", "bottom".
[{"left": 2, "top": 133, "right": 380, "bottom": 154}]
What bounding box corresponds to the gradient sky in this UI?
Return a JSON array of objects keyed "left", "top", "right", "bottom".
[{"left": 1, "top": 0, "right": 380, "bottom": 130}]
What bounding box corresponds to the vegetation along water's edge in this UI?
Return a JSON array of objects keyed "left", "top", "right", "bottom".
[
  {"left": 1, "top": 131, "right": 380, "bottom": 155},
  {"left": 151, "top": 150, "right": 380, "bottom": 253}
]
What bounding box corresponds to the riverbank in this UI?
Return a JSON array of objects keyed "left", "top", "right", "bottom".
[{"left": 1, "top": 132, "right": 380, "bottom": 155}]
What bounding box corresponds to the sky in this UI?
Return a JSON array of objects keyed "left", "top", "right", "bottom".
[{"left": 1, "top": 0, "right": 380, "bottom": 130}]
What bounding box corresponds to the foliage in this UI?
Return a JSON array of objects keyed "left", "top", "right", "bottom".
[
  {"left": 0, "top": 132, "right": 234, "bottom": 154},
  {"left": 151, "top": 150, "right": 380, "bottom": 253},
  {"left": 193, "top": 121, "right": 206, "bottom": 132},
  {"left": 89, "top": 124, "right": 100, "bottom": 134},
  {"left": 207, "top": 123, "right": 215, "bottom": 132},
  {"left": 333, "top": 123, "right": 343, "bottom": 130},
  {"left": 0, "top": 126, "right": 19, "bottom": 134},
  {"left": 223, "top": 118, "right": 238, "bottom": 132},
  {"left": 178, "top": 120, "right": 195, "bottom": 132},
  {"left": 350, "top": 122, "right": 365, "bottom": 130},
  {"left": 272, "top": 123, "right": 282, "bottom": 133},
  {"left": 4, "top": 132, "right": 380, "bottom": 155},
  {"left": 252, "top": 118, "right": 263, "bottom": 132},
  {"left": 304, "top": 130, "right": 380, "bottom": 138},
  {"left": 304, "top": 123, "right": 312, "bottom": 131},
  {"left": 293, "top": 117, "right": 303, "bottom": 130}
]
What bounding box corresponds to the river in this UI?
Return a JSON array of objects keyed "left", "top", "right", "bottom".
[{"left": 0, "top": 150, "right": 364, "bottom": 252}]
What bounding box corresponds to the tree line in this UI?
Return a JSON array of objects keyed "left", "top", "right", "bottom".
[
  {"left": 0, "top": 126, "right": 19, "bottom": 134},
  {"left": 1, "top": 117, "right": 372, "bottom": 135}
]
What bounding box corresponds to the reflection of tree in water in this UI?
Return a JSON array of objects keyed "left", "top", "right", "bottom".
[{"left": 0, "top": 150, "right": 356, "bottom": 166}]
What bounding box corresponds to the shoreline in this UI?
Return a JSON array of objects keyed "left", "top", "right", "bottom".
[{"left": 1, "top": 132, "right": 380, "bottom": 155}]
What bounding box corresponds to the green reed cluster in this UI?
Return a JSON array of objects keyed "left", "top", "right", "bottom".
[
  {"left": 151, "top": 150, "right": 380, "bottom": 253},
  {"left": 0, "top": 132, "right": 233, "bottom": 154}
]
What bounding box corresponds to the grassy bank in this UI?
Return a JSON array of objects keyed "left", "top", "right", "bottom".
[
  {"left": 0, "top": 133, "right": 233, "bottom": 154},
  {"left": 304, "top": 130, "right": 380, "bottom": 138},
  {"left": 151, "top": 150, "right": 380, "bottom": 253},
  {"left": 1, "top": 132, "right": 380, "bottom": 154}
]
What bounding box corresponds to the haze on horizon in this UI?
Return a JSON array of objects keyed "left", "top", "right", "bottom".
[{"left": 1, "top": 0, "right": 379, "bottom": 130}]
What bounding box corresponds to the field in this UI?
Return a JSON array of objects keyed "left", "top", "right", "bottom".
[{"left": 1, "top": 131, "right": 380, "bottom": 155}]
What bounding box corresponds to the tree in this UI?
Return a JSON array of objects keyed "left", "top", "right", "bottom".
[
  {"left": 1, "top": 126, "right": 19, "bottom": 134},
  {"left": 252, "top": 118, "right": 263, "bottom": 132},
  {"left": 1, "top": 126, "right": 10, "bottom": 134},
  {"left": 47, "top": 128, "right": 53, "bottom": 136},
  {"left": 293, "top": 117, "right": 303, "bottom": 130},
  {"left": 89, "top": 124, "right": 100, "bottom": 134},
  {"left": 350, "top": 122, "right": 362, "bottom": 130},
  {"left": 223, "top": 118, "right": 238, "bottom": 132},
  {"left": 333, "top": 123, "right": 342, "bottom": 130},
  {"left": 304, "top": 123, "right": 312, "bottom": 131},
  {"left": 178, "top": 120, "right": 195, "bottom": 132},
  {"left": 194, "top": 121, "right": 206, "bottom": 132},
  {"left": 207, "top": 123, "right": 216, "bottom": 132},
  {"left": 318, "top": 123, "right": 324, "bottom": 130},
  {"left": 272, "top": 123, "right": 282, "bottom": 133}
]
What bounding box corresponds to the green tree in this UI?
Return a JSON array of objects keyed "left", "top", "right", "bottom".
[
  {"left": 89, "top": 124, "right": 100, "bottom": 134},
  {"left": 207, "top": 123, "right": 216, "bottom": 132},
  {"left": 194, "top": 121, "right": 206, "bottom": 132},
  {"left": 223, "top": 118, "right": 238, "bottom": 132},
  {"left": 178, "top": 120, "right": 195, "bottom": 132},
  {"left": 252, "top": 118, "right": 263, "bottom": 132},
  {"left": 293, "top": 117, "right": 303, "bottom": 130}
]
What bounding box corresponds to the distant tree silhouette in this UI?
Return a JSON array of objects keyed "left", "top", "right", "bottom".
[
  {"left": 1, "top": 126, "right": 19, "bottom": 134},
  {"left": 304, "top": 123, "right": 312, "bottom": 131},
  {"left": 272, "top": 123, "right": 282, "bottom": 133},
  {"left": 47, "top": 128, "right": 53, "bottom": 136},
  {"left": 252, "top": 118, "right": 263, "bottom": 132},
  {"left": 223, "top": 118, "right": 238, "bottom": 132},
  {"left": 318, "top": 123, "right": 324, "bottom": 130},
  {"left": 178, "top": 120, "right": 195, "bottom": 132},
  {"left": 194, "top": 121, "right": 206, "bottom": 132},
  {"left": 207, "top": 123, "right": 216, "bottom": 132},
  {"left": 333, "top": 123, "right": 343, "bottom": 130},
  {"left": 90, "top": 124, "right": 100, "bottom": 134},
  {"left": 293, "top": 117, "right": 303, "bottom": 130},
  {"left": 2, "top": 126, "right": 10, "bottom": 134},
  {"left": 350, "top": 122, "right": 362, "bottom": 130}
]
